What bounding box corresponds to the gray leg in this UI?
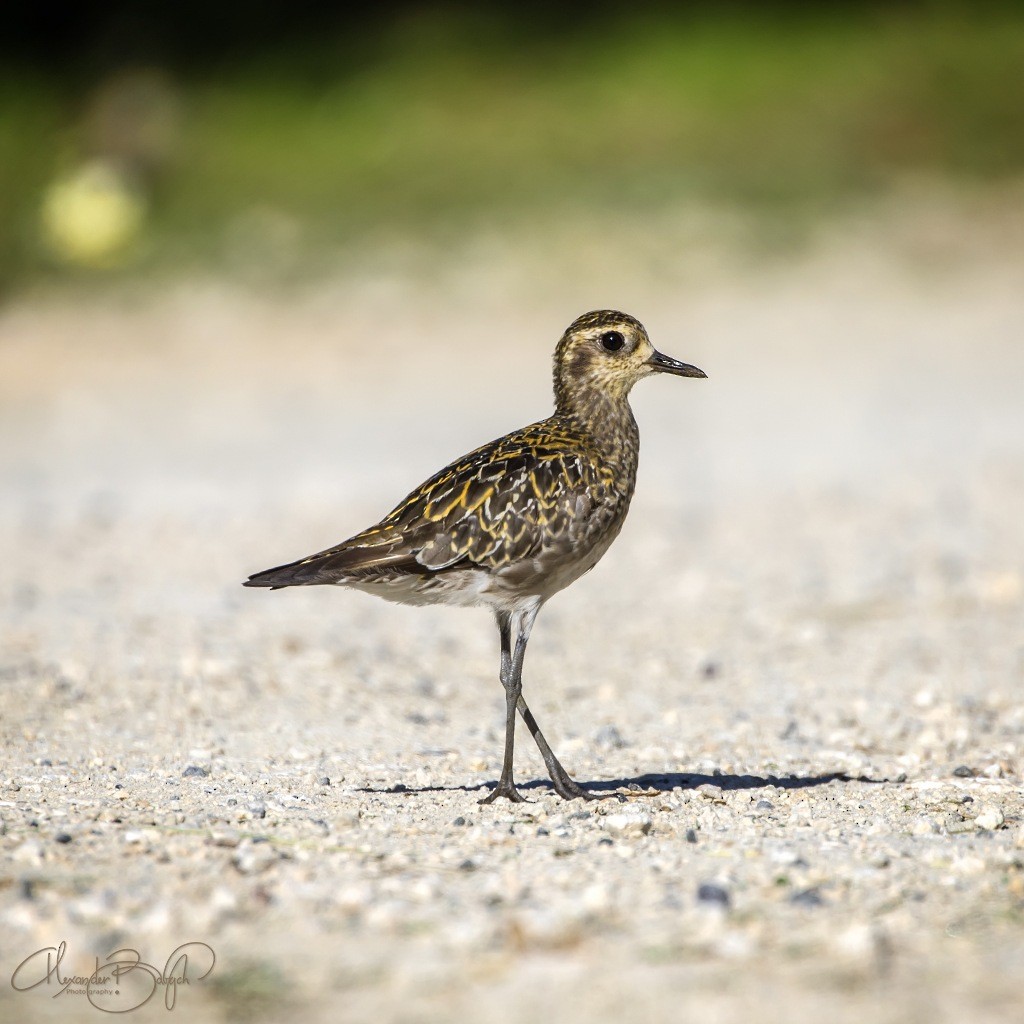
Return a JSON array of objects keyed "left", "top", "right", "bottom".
[
  {"left": 480, "top": 605, "right": 537, "bottom": 803},
  {"left": 515, "top": 697, "right": 593, "bottom": 801},
  {"left": 482, "top": 607, "right": 592, "bottom": 802}
]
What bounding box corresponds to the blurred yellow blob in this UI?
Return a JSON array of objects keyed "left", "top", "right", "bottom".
[{"left": 41, "top": 161, "right": 145, "bottom": 267}]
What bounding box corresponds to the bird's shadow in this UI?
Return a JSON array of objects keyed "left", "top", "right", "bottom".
[{"left": 357, "top": 769, "right": 893, "bottom": 798}]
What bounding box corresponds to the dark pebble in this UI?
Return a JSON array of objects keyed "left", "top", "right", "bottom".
[
  {"left": 54, "top": 832, "right": 73, "bottom": 844},
  {"left": 685, "top": 828, "right": 698, "bottom": 843},
  {"left": 952, "top": 765, "right": 974, "bottom": 778},
  {"left": 790, "top": 887, "right": 825, "bottom": 907},
  {"left": 459, "top": 859, "right": 476, "bottom": 872},
  {"left": 697, "top": 883, "right": 730, "bottom": 908},
  {"left": 182, "top": 765, "right": 210, "bottom": 778},
  {"left": 452, "top": 816, "right": 467, "bottom": 827},
  {"left": 701, "top": 661, "right": 719, "bottom": 680},
  {"left": 756, "top": 799, "right": 774, "bottom": 810},
  {"left": 318, "top": 777, "right": 331, "bottom": 786}
]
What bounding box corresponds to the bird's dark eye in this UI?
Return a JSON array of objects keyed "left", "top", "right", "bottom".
[{"left": 600, "top": 330, "right": 625, "bottom": 352}]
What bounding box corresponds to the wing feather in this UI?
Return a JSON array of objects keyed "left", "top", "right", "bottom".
[{"left": 244, "top": 421, "right": 609, "bottom": 589}]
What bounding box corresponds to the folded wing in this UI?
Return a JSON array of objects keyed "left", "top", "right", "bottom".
[{"left": 244, "top": 424, "right": 603, "bottom": 590}]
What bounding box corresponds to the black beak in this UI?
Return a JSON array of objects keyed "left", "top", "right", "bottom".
[{"left": 648, "top": 350, "right": 707, "bottom": 378}]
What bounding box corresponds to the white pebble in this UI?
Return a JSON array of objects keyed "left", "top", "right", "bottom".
[
  {"left": 12, "top": 840, "right": 44, "bottom": 865},
  {"left": 973, "top": 805, "right": 1005, "bottom": 831},
  {"left": 603, "top": 811, "right": 652, "bottom": 836}
]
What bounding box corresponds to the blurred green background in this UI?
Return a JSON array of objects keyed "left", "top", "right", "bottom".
[{"left": 3, "top": 1, "right": 1023, "bottom": 293}]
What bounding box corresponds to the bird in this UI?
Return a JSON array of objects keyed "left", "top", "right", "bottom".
[{"left": 244, "top": 310, "right": 706, "bottom": 803}]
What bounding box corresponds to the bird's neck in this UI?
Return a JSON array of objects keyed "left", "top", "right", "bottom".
[{"left": 555, "top": 385, "right": 640, "bottom": 473}]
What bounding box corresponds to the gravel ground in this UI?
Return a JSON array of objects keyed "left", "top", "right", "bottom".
[{"left": 1, "top": 205, "right": 1023, "bottom": 1022}]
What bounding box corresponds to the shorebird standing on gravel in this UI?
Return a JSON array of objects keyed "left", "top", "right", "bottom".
[{"left": 245, "top": 310, "right": 706, "bottom": 802}]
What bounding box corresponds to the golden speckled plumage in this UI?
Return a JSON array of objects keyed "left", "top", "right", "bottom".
[
  {"left": 245, "top": 310, "right": 706, "bottom": 802},
  {"left": 246, "top": 417, "right": 635, "bottom": 606}
]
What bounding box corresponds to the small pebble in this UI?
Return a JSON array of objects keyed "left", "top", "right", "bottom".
[
  {"left": 452, "top": 816, "right": 467, "bottom": 827},
  {"left": 685, "top": 828, "right": 698, "bottom": 843},
  {"left": 594, "top": 724, "right": 627, "bottom": 750},
  {"left": 697, "top": 883, "right": 730, "bottom": 908},
  {"left": 603, "top": 811, "right": 652, "bottom": 836},
  {"left": 54, "top": 831, "right": 73, "bottom": 844},
  {"left": 232, "top": 840, "right": 277, "bottom": 875},
  {"left": 182, "top": 765, "right": 210, "bottom": 778},
  {"left": 973, "top": 805, "right": 1005, "bottom": 831},
  {"left": 790, "top": 887, "right": 825, "bottom": 907},
  {"left": 319, "top": 776, "right": 331, "bottom": 786},
  {"left": 13, "top": 840, "right": 44, "bottom": 865},
  {"left": 952, "top": 765, "right": 974, "bottom": 778}
]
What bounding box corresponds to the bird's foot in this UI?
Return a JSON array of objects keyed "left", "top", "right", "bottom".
[
  {"left": 549, "top": 768, "right": 596, "bottom": 801},
  {"left": 479, "top": 778, "right": 527, "bottom": 804}
]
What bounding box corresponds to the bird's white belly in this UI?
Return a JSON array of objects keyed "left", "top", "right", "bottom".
[{"left": 343, "top": 525, "right": 621, "bottom": 611}]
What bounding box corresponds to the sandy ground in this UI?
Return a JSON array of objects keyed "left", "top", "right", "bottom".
[{"left": 1, "top": 202, "right": 1023, "bottom": 1022}]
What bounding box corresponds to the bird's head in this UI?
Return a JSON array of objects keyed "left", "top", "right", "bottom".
[{"left": 553, "top": 310, "right": 705, "bottom": 413}]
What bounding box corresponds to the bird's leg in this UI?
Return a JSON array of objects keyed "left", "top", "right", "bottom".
[
  {"left": 480, "top": 608, "right": 533, "bottom": 803},
  {"left": 486, "top": 609, "right": 592, "bottom": 802},
  {"left": 514, "top": 699, "right": 593, "bottom": 801}
]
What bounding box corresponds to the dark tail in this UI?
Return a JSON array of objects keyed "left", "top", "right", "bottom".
[
  {"left": 243, "top": 558, "right": 312, "bottom": 589},
  {"left": 243, "top": 543, "right": 424, "bottom": 590}
]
